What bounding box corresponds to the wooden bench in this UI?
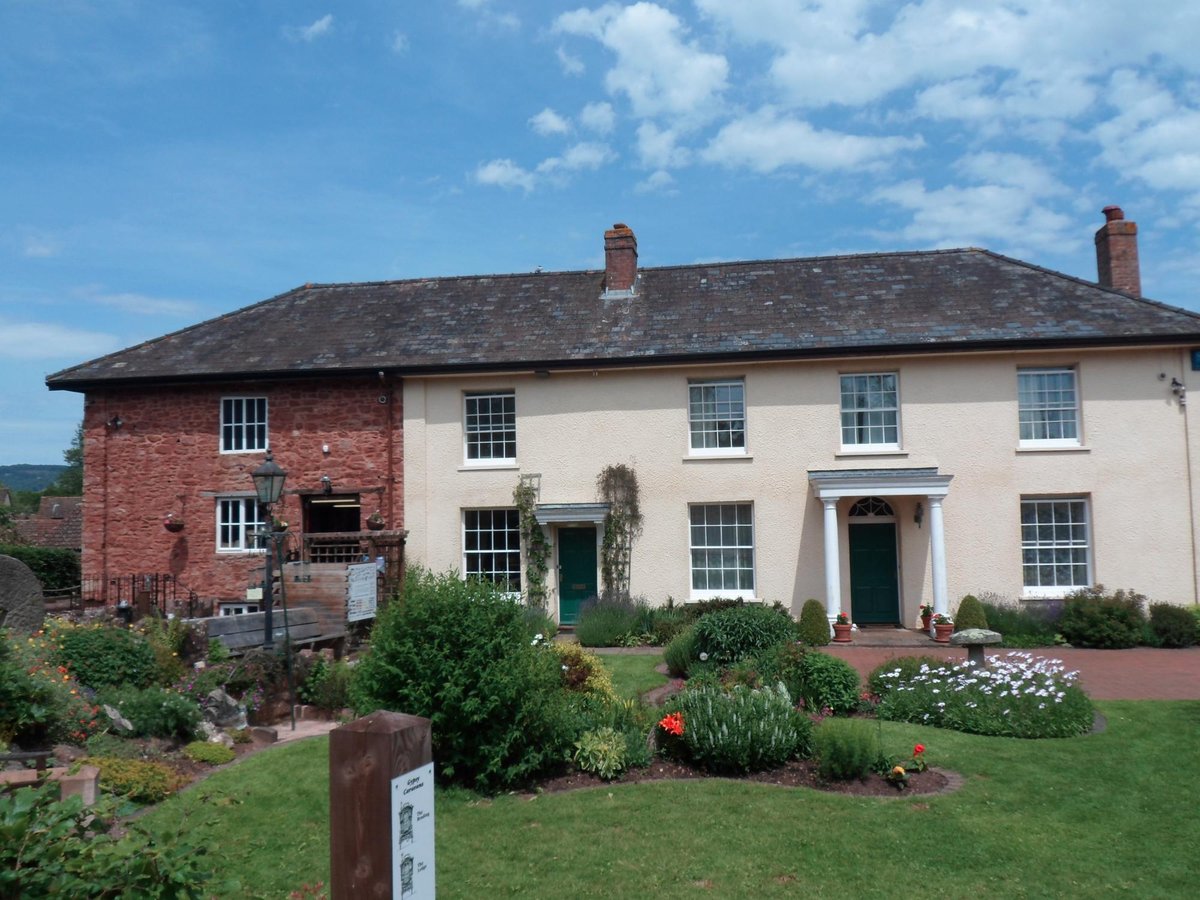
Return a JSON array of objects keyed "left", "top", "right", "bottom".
[{"left": 201, "top": 606, "right": 330, "bottom": 654}]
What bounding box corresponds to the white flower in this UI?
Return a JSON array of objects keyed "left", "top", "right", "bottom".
[{"left": 699, "top": 652, "right": 709, "bottom": 662}]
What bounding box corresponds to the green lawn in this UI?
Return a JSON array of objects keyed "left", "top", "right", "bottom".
[
  {"left": 140, "top": 661, "right": 1200, "bottom": 898},
  {"left": 592, "top": 649, "right": 669, "bottom": 698}
]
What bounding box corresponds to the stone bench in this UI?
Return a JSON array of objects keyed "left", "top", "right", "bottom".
[{"left": 949, "top": 628, "right": 1003, "bottom": 666}]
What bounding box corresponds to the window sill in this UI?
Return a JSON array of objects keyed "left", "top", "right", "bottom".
[
  {"left": 1015, "top": 445, "right": 1090, "bottom": 454},
  {"left": 1021, "top": 589, "right": 1083, "bottom": 600},
  {"left": 683, "top": 454, "right": 754, "bottom": 462},
  {"left": 216, "top": 549, "right": 267, "bottom": 556},
  {"left": 835, "top": 448, "right": 907, "bottom": 459},
  {"left": 458, "top": 463, "right": 520, "bottom": 472}
]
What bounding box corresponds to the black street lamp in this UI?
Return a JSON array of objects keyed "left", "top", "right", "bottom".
[{"left": 251, "top": 451, "right": 287, "bottom": 650}]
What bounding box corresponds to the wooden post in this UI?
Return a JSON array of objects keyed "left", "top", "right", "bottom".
[{"left": 329, "top": 711, "right": 434, "bottom": 899}]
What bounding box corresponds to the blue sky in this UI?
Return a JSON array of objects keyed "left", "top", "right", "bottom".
[{"left": 3, "top": 0, "right": 1199, "bottom": 465}]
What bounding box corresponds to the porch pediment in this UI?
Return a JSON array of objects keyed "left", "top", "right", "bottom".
[{"left": 808, "top": 467, "right": 953, "bottom": 500}]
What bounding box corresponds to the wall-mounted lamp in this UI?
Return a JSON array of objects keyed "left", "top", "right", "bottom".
[
  {"left": 106, "top": 415, "right": 124, "bottom": 430},
  {"left": 1172, "top": 377, "right": 1187, "bottom": 407},
  {"left": 914, "top": 502, "right": 925, "bottom": 528},
  {"left": 321, "top": 475, "right": 333, "bottom": 495},
  {"left": 322, "top": 443, "right": 331, "bottom": 455}
]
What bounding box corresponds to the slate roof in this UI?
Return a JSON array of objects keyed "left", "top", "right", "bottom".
[{"left": 46, "top": 248, "right": 1200, "bottom": 390}]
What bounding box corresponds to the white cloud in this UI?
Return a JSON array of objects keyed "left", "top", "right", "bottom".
[
  {"left": 283, "top": 14, "right": 333, "bottom": 43},
  {"left": 536, "top": 142, "right": 615, "bottom": 174},
  {"left": 703, "top": 109, "right": 923, "bottom": 173},
  {"left": 555, "top": 2, "right": 728, "bottom": 126},
  {"left": 474, "top": 159, "right": 535, "bottom": 191},
  {"left": 871, "top": 179, "right": 1077, "bottom": 254},
  {"left": 556, "top": 46, "right": 585, "bottom": 76},
  {"left": 93, "top": 292, "right": 199, "bottom": 317},
  {"left": 636, "top": 123, "right": 690, "bottom": 169},
  {"left": 529, "top": 107, "right": 571, "bottom": 136},
  {"left": 458, "top": 0, "right": 520, "bottom": 31},
  {"left": 580, "top": 101, "right": 615, "bottom": 134},
  {"left": 634, "top": 170, "right": 677, "bottom": 194},
  {"left": 955, "top": 152, "right": 1068, "bottom": 197},
  {"left": 22, "top": 235, "right": 60, "bottom": 258},
  {"left": 0, "top": 319, "right": 118, "bottom": 361},
  {"left": 390, "top": 31, "right": 409, "bottom": 54}
]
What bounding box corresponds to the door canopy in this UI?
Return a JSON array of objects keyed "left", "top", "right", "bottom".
[{"left": 809, "top": 467, "right": 952, "bottom": 500}]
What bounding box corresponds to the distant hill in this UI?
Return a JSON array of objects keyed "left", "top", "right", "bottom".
[{"left": 0, "top": 464, "right": 69, "bottom": 492}]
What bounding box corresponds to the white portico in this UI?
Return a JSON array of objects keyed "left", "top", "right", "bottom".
[{"left": 808, "top": 468, "right": 954, "bottom": 624}]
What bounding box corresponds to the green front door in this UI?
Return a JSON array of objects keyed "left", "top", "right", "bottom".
[
  {"left": 557, "top": 527, "right": 597, "bottom": 626},
  {"left": 849, "top": 522, "right": 900, "bottom": 624}
]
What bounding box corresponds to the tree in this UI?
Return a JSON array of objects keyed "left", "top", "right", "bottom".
[{"left": 46, "top": 422, "right": 83, "bottom": 496}]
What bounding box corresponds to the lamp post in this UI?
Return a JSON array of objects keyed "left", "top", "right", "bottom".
[{"left": 251, "top": 451, "right": 287, "bottom": 650}]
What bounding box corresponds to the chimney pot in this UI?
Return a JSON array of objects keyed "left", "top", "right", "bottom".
[
  {"left": 603, "top": 222, "right": 638, "bottom": 294},
  {"left": 1094, "top": 206, "right": 1141, "bottom": 297}
]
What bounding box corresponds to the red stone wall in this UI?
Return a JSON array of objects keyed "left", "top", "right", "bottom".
[{"left": 81, "top": 377, "right": 402, "bottom": 603}]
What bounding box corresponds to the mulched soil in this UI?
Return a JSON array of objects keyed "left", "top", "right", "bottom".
[{"left": 528, "top": 759, "right": 960, "bottom": 798}]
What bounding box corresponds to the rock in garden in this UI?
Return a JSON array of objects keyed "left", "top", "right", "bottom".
[
  {"left": 202, "top": 688, "right": 247, "bottom": 730},
  {"left": 0, "top": 554, "right": 46, "bottom": 634}
]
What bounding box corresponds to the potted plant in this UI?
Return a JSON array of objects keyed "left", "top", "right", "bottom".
[
  {"left": 932, "top": 613, "right": 954, "bottom": 643},
  {"left": 832, "top": 611, "right": 853, "bottom": 643},
  {"left": 163, "top": 513, "right": 185, "bottom": 533},
  {"left": 365, "top": 510, "right": 386, "bottom": 531},
  {"left": 919, "top": 603, "right": 933, "bottom": 631}
]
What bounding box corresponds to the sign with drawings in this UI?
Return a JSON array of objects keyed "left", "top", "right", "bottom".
[{"left": 390, "top": 762, "right": 435, "bottom": 898}]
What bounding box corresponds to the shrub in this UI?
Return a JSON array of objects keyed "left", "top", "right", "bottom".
[
  {"left": 0, "top": 545, "right": 80, "bottom": 591},
  {"left": 663, "top": 624, "right": 699, "bottom": 677},
  {"left": 1059, "top": 586, "right": 1146, "bottom": 649},
  {"left": 797, "top": 599, "right": 830, "bottom": 646},
  {"left": 522, "top": 606, "right": 558, "bottom": 643},
  {"left": 796, "top": 652, "right": 861, "bottom": 714},
  {"left": 681, "top": 597, "right": 749, "bottom": 621},
  {"left": 977, "top": 594, "right": 1059, "bottom": 647},
  {"left": 0, "top": 782, "right": 222, "bottom": 898},
  {"left": 573, "top": 727, "right": 628, "bottom": 780},
  {"left": 876, "top": 651, "right": 1094, "bottom": 738},
  {"left": 575, "top": 596, "right": 640, "bottom": 647},
  {"left": 813, "top": 718, "right": 880, "bottom": 781},
  {"left": 136, "top": 615, "right": 196, "bottom": 685},
  {"left": 866, "top": 655, "right": 945, "bottom": 697},
  {"left": 0, "top": 629, "right": 60, "bottom": 745},
  {"left": 553, "top": 642, "right": 617, "bottom": 699},
  {"left": 954, "top": 595, "right": 989, "bottom": 631},
  {"left": 56, "top": 622, "right": 158, "bottom": 690},
  {"left": 647, "top": 605, "right": 690, "bottom": 646},
  {"left": 183, "top": 741, "right": 237, "bottom": 765},
  {"left": 97, "top": 685, "right": 203, "bottom": 741},
  {"left": 84, "top": 756, "right": 190, "bottom": 804},
  {"left": 298, "top": 658, "right": 353, "bottom": 710},
  {"left": 1149, "top": 602, "right": 1198, "bottom": 648},
  {"left": 692, "top": 606, "right": 797, "bottom": 666},
  {"left": 662, "top": 683, "right": 811, "bottom": 773},
  {"left": 350, "top": 568, "right": 574, "bottom": 792},
  {"left": 567, "top": 692, "right": 654, "bottom": 770},
  {"left": 745, "top": 641, "right": 808, "bottom": 699}
]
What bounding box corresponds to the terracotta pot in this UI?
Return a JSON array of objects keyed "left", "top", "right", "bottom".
[
  {"left": 832, "top": 622, "right": 853, "bottom": 643},
  {"left": 920, "top": 614, "right": 932, "bottom": 631},
  {"left": 933, "top": 622, "right": 953, "bottom": 643}
]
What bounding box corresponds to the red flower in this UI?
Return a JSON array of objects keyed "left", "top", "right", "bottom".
[
  {"left": 658, "top": 712, "right": 685, "bottom": 736},
  {"left": 914, "top": 744, "right": 926, "bottom": 755}
]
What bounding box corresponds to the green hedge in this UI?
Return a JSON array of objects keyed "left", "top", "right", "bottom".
[{"left": 0, "top": 545, "right": 80, "bottom": 591}]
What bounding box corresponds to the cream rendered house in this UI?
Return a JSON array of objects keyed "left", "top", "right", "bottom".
[{"left": 405, "top": 211, "right": 1200, "bottom": 627}]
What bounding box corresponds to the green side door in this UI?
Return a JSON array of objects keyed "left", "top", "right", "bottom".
[
  {"left": 849, "top": 522, "right": 900, "bottom": 624},
  {"left": 557, "top": 527, "right": 597, "bottom": 626}
]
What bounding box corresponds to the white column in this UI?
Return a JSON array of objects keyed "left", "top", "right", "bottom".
[
  {"left": 929, "top": 496, "right": 948, "bottom": 619},
  {"left": 822, "top": 498, "right": 841, "bottom": 619}
]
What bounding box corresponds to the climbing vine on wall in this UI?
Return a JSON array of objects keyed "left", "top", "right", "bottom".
[
  {"left": 513, "top": 475, "right": 550, "bottom": 607},
  {"left": 597, "top": 463, "right": 643, "bottom": 601}
]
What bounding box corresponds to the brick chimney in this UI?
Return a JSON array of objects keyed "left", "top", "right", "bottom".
[
  {"left": 604, "top": 223, "right": 638, "bottom": 294},
  {"left": 1094, "top": 206, "right": 1141, "bottom": 297}
]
